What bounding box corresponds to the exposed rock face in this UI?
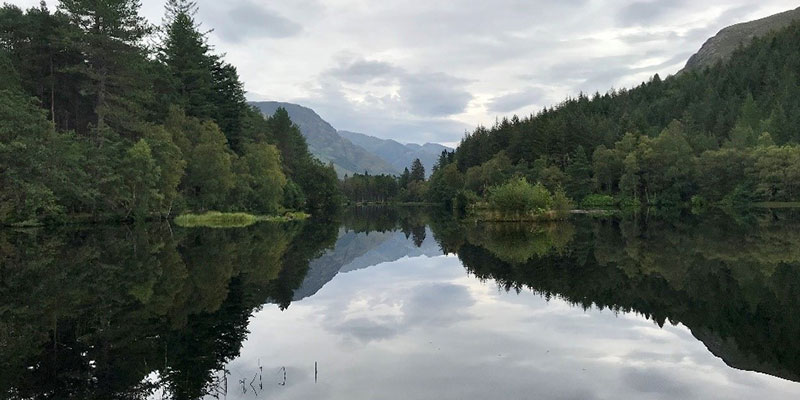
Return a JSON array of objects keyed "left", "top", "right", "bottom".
[
  {"left": 682, "top": 7, "right": 800, "bottom": 72},
  {"left": 250, "top": 101, "right": 399, "bottom": 177}
]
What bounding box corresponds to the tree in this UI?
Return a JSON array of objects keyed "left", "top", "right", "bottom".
[
  {"left": 565, "top": 145, "right": 592, "bottom": 200},
  {"left": 158, "top": 0, "right": 215, "bottom": 119},
  {"left": 158, "top": 0, "right": 247, "bottom": 151},
  {"left": 145, "top": 125, "right": 186, "bottom": 215},
  {"left": 231, "top": 143, "right": 286, "bottom": 213},
  {"left": 410, "top": 158, "right": 425, "bottom": 182},
  {"left": 427, "top": 163, "right": 465, "bottom": 206},
  {"left": 120, "top": 139, "right": 161, "bottom": 219},
  {"left": 399, "top": 167, "right": 410, "bottom": 189},
  {"left": 59, "top": 0, "right": 153, "bottom": 136},
  {"left": 592, "top": 145, "right": 623, "bottom": 193},
  {"left": 184, "top": 121, "right": 234, "bottom": 210}
]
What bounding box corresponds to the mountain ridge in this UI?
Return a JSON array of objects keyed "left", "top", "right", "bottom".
[
  {"left": 250, "top": 101, "right": 400, "bottom": 177},
  {"left": 682, "top": 6, "right": 800, "bottom": 72},
  {"left": 339, "top": 130, "right": 451, "bottom": 177}
]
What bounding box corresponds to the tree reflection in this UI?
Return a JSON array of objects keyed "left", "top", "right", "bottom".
[
  {"left": 0, "top": 218, "right": 337, "bottom": 399},
  {"left": 430, "top": 210, "right": 800, "bottom": 382}
]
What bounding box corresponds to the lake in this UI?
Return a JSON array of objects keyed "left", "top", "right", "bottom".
[{"left": 3, "top": 207, "right": 800, "bottom": 399}]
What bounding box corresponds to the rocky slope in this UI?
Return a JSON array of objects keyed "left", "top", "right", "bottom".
[
  {"left": 682, "top": 7, "right": 800, "bottom": 72},
  {"left": 250, "top": 101, "right": 399, "bottom": 177}
]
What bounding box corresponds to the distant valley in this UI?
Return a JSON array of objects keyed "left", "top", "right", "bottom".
[{"left": 250, "top": 101, "right": 451, "bottom": 177}]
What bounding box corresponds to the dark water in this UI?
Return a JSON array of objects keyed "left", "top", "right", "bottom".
[{"left": 3, "top": 208, "right": 800, "bottom": 399}]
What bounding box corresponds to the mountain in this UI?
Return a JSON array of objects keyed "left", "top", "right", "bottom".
[
  {"left": 249, "top": 101, "right": 399, "bottom": 177},
  {"left": 682, "top": 7, "right": 800, "bottom": 72},
  {"left": 339, "top": 130, "right": 452, "bottom": 177}
]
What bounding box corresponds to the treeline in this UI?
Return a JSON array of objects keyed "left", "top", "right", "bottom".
[
  {"left": 425, "top": 20, "right": 800, "bottom": 210},
  {"left": 0, "top": 0, "right": 340, "bottom": 225},
  {"left": 340, "top": 157, "right": 430, "bottom": 203}
]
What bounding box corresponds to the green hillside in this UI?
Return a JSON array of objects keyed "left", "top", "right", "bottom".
[{"left": 421, "top": 15, "right": 800, "bottom": 210}]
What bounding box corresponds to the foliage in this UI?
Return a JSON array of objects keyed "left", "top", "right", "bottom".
[
  {"left": 174, "top": 211, "right": 308, "bottom": 228},
  {"left": 551, "top": 186, "right": 574, "bottom": 218},
  {"left": 581, "top": 194, "right": 616, "bottom": 209},
  {"left": 427, "top": 21, "right": 800, "bottom": 209},
  {"left": 488, "top": 177, "right": 552, "bottom": 212},
  {"left": 0, "top": 2, "right": 341, "bottom": 224}
]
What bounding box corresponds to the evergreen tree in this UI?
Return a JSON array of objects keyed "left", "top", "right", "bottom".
[
  {"left": 399, "top": 167, "right": 410, "bottom": 189},
  {"left": 158, "top": 0, "right": 215, "bottom": 119},
  {"left": 410, "top": 158, "right": 425, "bottom": 182},
  {"left": 565, "top": 145, "right": 592, "bottom": 200},
  {"left": 59, "top": 0, "right": 153, "bottom": 137}
]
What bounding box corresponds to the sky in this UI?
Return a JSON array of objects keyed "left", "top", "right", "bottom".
[{"left": 8, "top": 0, "right": 800, "bottom": 145}]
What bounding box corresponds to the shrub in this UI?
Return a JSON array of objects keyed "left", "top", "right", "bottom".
[
  {"left": 552, "top": 186, "right": 574, "bottom": 218},
  {"left": 581, "top": 194, "right": 616, "bottom": 209},
  {"left": 488, "top": 178, "right": 552, "bottom": 213}
]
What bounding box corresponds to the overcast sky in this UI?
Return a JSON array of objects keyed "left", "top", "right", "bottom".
[{"left": 9, "top": 0, "right": 800, "bottom": 145}]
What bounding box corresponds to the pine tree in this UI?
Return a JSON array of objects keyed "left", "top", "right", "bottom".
[
  {"left": 159, "top": 0, "right": 215, "bottom": 119},
  {"left": 410, "top": 158, "right": 425, "bottom": 182},
  {"left": 566, "top": 145, "right": 592, "bottom": 200},
  {"left": 399, "top": 167, "right": 410, "bottom": 189},
  {"left": 59, "top": 0, "right": 153, "bottom": 137}
]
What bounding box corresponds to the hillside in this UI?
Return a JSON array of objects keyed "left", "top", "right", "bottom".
[
  {"left": 683, "top": 6, "right": 800, "bottom": 71},
  {"left": 339, "top": 130, "right": 452, "bottom": 177},
  {"left": 422, "top": 15, "right": 800, "bottom": 208},
  {"left": 250, "top": 101, "right": 399, "bottom": 177}
]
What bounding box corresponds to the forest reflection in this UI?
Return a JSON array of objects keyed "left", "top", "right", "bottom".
[
  {"left": 0, "top": 219, "right": 338, "bottom": 399},
  {"left": 430, "top": 209, "right": 800, "bottom": 382},
  {"left": 2, "top": 207, "right": 800, "bottom": 398}
]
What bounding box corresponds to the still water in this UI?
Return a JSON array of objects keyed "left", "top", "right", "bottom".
[{"left": 3, "top": 207, "right": 800, "bottom": 399}]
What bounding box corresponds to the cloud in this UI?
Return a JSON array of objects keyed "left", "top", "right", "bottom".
[
  {"left": 328, "top": 59, "right": 400, "bottom": 84},
  {"left": 617, "top": 0, "right": 688, "bottom": 26},
  {"left": 209, "top": 1, "right": 302, "bottom": 43},
  {"left": 326, "top": 282, "right": 475, "bottom": 343},
  {"left": 487, "top": 87, "right": 547, "bottom": 113},
  {"left": 87, "top": 0, "right": 797, "bottom": 145},
  {"left": 399, "top": 72, "right": 473, "bottom": 117}
]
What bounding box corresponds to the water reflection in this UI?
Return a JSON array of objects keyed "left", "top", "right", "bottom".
[
  {"left": 1, "top": 208, "right": 800, "bottom": 399},
  {"left": 0, "top": 220, "right": 337, "bottom": 399}
]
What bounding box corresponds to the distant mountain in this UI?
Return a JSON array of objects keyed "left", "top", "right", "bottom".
[
  {"left": 249, "top": 101, "right": 399, "bottom": 177},
  {"left": 339, "top": 130, "right": 452, "bottom": 177},
  {"left": 682, "top": 7, "right": 800, "bottom": 72}
]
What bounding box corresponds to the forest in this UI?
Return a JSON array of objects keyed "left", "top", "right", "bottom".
[
  {"left": 415, "top": 20, "right": 800, "bottom": 214},
  {"left": 0, "top": 0, "right": 341, "bottom": 226}
]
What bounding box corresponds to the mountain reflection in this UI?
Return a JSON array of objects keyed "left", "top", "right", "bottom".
[{"left": 2, "top": 207, "right": 800, "bottom": 398}]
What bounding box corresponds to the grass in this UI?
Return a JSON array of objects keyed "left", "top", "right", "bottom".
[{"left": 174, "top": 211, "right": 309, "bottom": 228}]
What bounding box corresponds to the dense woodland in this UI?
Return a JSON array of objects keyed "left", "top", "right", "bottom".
[
  {"left": 6, "top": 0, "right": 800, "bottom": 224},
  {"left": 340, "top": 158, "right": 429, "bottom": 203},
  {"left": 418, "top": 21, "right": 800, "bottom": 212},
  {"left": 0, "top": 0, "right": 340, "bottom": 226}
]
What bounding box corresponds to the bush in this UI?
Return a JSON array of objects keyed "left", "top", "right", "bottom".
[
  {"left": 452, "top": 189, "right": 480, "bottom": 215},
  {"left": 552, "top": 186, "right": 574, "bottom": 218},
  {"left": 488, "top": 178, "right": 552, "bottom": 213},
  {"left": 581, "top": 194, "right": 616, "bottom": 209}
]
